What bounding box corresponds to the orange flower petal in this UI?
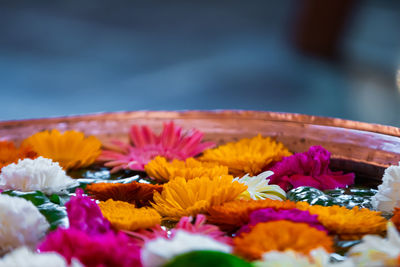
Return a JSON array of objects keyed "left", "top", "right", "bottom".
[
  {"left": 0, "top": 141, "right": 37, "bottom": 171},
  {"left": 233, "top": 220, "right": 334, "bottom": 260},
  {"left": 207, "top": 199, "right": 297, "bottom": 232},
  {"left": 86, "top": 182, "right": 163, "bottom": 207}
]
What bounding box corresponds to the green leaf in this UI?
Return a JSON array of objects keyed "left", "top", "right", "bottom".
[
  {"left": 287, "top": 186, "right": 376, "bottom": 209},
  {"left": 164, "top": 251, "right": 252, "bottom": 267}
]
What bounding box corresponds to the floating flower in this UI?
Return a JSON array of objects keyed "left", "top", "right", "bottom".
[
  {"left": 125, "top": 214, "right": 231, "bottom": 247},
  {"left": 0, "top": 247, "right": 83, "bottom": 267},
  {"left": 0, "top": 157, "right": 78, "bottom": 194},
  {"left": 233, "top": 171, "right": 286, "bottom": 201},
  {"left": 254, "top": 248, "right": 354, "bottom": 267},
  {"left": 173, "top": 214, "right": 232, "bottom": 244},
  {"left": 23, "top": 129, "right": 102, "bottom": 170},
  {"left": 0, "top": 140, "right": 36, "bottom": 171},
  {"left": 144, "top": 156, "right": 228, "bottom": 182},
  {"left": 371, "top": 162, "right": 400, "bottom": 213},
  {"left": 39, "top": 228, "right": 142, "bottom": 267},
  {"left": 0, "top": 194, "right": 49, "bottom": 254},
  {"left": 152, "top": 176, "right": 247, "bottom": 221},
  {"left": 348, "top": 222, "right": 400, "bottom": 267},
  {"left": 391, "top": 208, "right": 400, "bottom": 232},
  {"left": 234, "top": 220, "right": 333, "bottom": 261},
  {"left": 199, "top": 135, "right": 291, "bottom": 176},
  {"left": 269, "top": 146, "right": 355, "bottom": 191},
  {"left": 66, "top": 188, "right": 111, "bottom": 235},
  {"left": 297, "top": 202, "right": 387, "bottom": 240},
  {"left": 86, "top": 181, "right": 162, "bottom": 207},
  {"left": 141, "top": 230, "right": 231, "bottom": 267},
  {"left": 98, "top": 122, "right": 215, "bottom": 172},
  {"left": 99, "top": 199, "right": 161, "bottom": 231},
  {"left": 238, "top": 208, "right": 326, "bottom": 234},
  {"left": 207, "top": 199, "right": 297, "bottom": 232}
]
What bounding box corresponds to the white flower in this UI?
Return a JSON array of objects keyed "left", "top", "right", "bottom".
[
  {"left": 371, "top": 162, "right": 400, "bottom": 213},
  {"left": 348, "top": 222, "right": 400, "bottom": 267},
  {"left": 233, "top": 171, "right": 286, "bottom": 201},
  {"left": 0, "top": 157, "right": 78, "bottom": 194},
  {"left": 0, "top": 194, "right": 49, "bottom": 254},
  {"left": 141, "top": 230, "right": 231, "bottom": 267},
  {"left": 0, "top": 247, "right": 83, "bottom": 267},
  {"left": 255, "top": 249, "right": 354, "bottom": 267}
]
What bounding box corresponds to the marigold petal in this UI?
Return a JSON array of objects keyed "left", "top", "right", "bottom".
[
  {"left": 0, "top": 141, "right": 37, "bottom": 171},
  {"left": 144, "top": 156, "right": 229, "bottom": 182},
  {"left": 152, "top": 175, "right": 247, "bottom": 221},
  {"left": 207, "top": 199, "right": 297, "bottom": 232},
  {"left": 99, "top": 199, "right": 161, "bottom": 231},
  {"left": 199, "top": 135, "right": 291, "bottom": 176},
  {"left": 233, "top": 220, "right": 333, "bottom": 261},
  {"left": 22, "top": 130, "right": 101, "bottom": 170},
  {"left": 296, "top": 202, "right": 387, "bottom": 240}
]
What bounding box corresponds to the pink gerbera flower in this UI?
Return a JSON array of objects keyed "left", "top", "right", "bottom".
[
  {"left": 269, "top": 146, "right": 355, "bottom": 191},
  {"left": 98, "top": 122, "right": 215, "bottom": 172},
  {"left": 124, "top": 214, "right": 231, "bottom": 246}
]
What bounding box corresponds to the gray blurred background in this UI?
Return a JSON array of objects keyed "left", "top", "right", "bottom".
[{"left": 1, "top": 1, "right": 400, "bottom": 126}]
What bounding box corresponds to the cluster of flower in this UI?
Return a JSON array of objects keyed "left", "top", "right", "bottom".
[{"left": 0, "top": 122, "right": 399, "bottom": 267}]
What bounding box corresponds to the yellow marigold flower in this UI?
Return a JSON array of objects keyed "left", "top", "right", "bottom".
[
  {"left": 99, "top": 199, "right": 161, "bottom": 231},
  {"left": 233, "top": 220, "right": 334, "bottom": 261},
  {"left": 199, "top": 135, "right": 292, "bottom": 176},
  {"left": 151, "top": 175, "right": 247, "bottom": 221},
  {"left": 23, "top": 129, "right": 102, "bottom": 170},
  {"left": 296, "top": 202, "right": 387, "bottom": 240},
  {"left": 207, "top": 199, "right": 297, "bottom": 232},
  {"left": 144, "top": 156, "right": 229, "bottom": 182}
]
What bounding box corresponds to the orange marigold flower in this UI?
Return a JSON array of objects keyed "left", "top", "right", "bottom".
[
  {"left": 86, "top": 181, "right": 163, "bottom": 207},
  {"left": 207, "top": 199, "right": 297, "bottom": 232},
  {"left": 0, "top": 141, "right": 36, "bottom": 171},
  {"left": 144, "top": 156, "right": 229, "bottom": 182},
  {"left": 233, "top": 220, "right": 333, "bottom": 261},
  {"left": 392, "top": 208, "right": 400, "bottom": 232},
  {"left": 199, "top": 135, "right": 292, "bottom": 176},
  {"left": 22, "top": 129, "right": 102, "bottom": 170},
  {"left": 296, "top": 202, "right": 387, "bottom": 240},
  {"left": 99, "top": 199, "right": 161, "bottom": 231},
  {"left": 151, "top": 175, "right": 247, "bottom": 221}
]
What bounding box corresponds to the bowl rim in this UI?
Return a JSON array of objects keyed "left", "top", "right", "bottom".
[{"left": 1, "top": 109, "right": 400, "bottom": 137}]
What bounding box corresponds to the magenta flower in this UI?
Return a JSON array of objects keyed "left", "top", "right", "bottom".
[
  {"left": 66, "top": 188, "right": 111, "bottom": 235},
  {"left": 98, "top": 122, "right": 215, "bottom": 172},
  {"left": 269, "top": 146, "right": 355, "bottom": 191},
  {"left": 38, "top": 228, "right": 142, "bottom": 267},
  {"left": 125, "top": 214, "right": 231, "bottom": 246},
  {"left": 238, "top": 208, "right": 327, "bottom": 234}
]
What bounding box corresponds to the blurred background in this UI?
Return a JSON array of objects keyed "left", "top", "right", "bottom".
[{"left": 1, "top": 0, "right": 400, "bottom": 126}]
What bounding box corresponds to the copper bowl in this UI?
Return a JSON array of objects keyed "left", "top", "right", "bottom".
[{"left": 1, "top": 110, "right": 400, "bottom": 186}]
